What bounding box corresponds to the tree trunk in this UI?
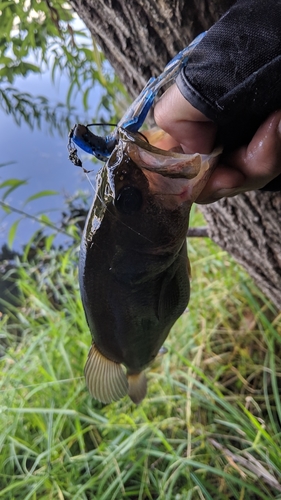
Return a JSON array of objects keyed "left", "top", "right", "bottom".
[
  {"left": 201, "top": 192, "right": 281, "bottom": 308},
  {"left": 70, "top": 0, "right": 234, "bottom": 98},
  {"left": 69, "top": 0, "right": 281, "bottom": 309}
]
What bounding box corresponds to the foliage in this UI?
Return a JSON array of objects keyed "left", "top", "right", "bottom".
[
  {"left": 0, "top": 0, "right": 130, "bottom": 246},
  {"left": 1, "top": 209, "right": 281, "bottom": 499},
  {"left": 0, "top": 0, "right": 128, "bottom": 133},
  {"left": 0, "top": 0, "right": 71, "bottom": 82},
  {"left": 0, "top": 0, "right": 129, "bottom": 244},
  {"left": 0, "top": 174, "right": 86, "bottom": 249},
  {"left": 0, "top": 86, "right": 78, "bottom": 135}
]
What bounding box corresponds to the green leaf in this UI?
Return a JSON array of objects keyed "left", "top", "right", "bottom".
[
  {"left": 45, "top": 234, "right": 55, "bottom": 251},
  {"left": 24, "top": 190, "right": 58, "bottom": 206},
  {"left": 21, "top": 62, "right": 41, "bottom": 74},
  {"left": 39, "top": 214, "right": 52, "bottom": 225},
  {"left": 0, "top": 201, "right": 11, "bottom": 213},
  {"left": 0, "top": 179, "right": 27, "bottom": 201},
  {"left": 0, "top": 1, "right": 14, "bottom": 11},
  {"left": 0, "top": 179, "right": 26, "bottom": 189},
  {"left": 0, "top": 87, "right": 79, "bottom": 136},
  {"left": 83, "top": 86, "right": 91, "bottom": 110},
  {"left": 8, "top": 219, "right": 20, "bottom": 248},
  {"left": 0, "top": 161, "right": 16, "bottom": 168}
]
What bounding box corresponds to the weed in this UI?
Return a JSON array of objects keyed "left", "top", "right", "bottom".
[{"left": 0, "top": 210, "right": 280, "bottom": 499}]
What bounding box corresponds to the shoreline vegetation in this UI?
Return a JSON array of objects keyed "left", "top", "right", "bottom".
[
  {"left": 2, "top": 2, "right": 279, "bottom": 496},
  {"left": 1, "top": 207, "right": 280, "bottom": 499}
]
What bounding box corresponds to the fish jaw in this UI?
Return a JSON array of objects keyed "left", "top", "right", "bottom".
[
  {"left": 119, "top": 127, "right": 221, "bottom": 204},
  {"left": 172, "top": 148, "right": 221, "bottom": 204}
]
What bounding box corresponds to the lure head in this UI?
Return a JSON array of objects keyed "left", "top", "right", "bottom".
[
  {"left": 68, "top": 124, "right": 117, "bottom": 164},
  {"left": 79, "top": 127, "right": 220, "bottom": 403}
]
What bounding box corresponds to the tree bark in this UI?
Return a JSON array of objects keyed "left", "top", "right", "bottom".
[
  {"left": 69, "top": 0, "right": 281, "bottom": 309},
  {"left": 201, "top": 193, "right": 281, "bottom": 308},
  {"left": 70, "top": 0, "right": 234, "bottom": 98}
]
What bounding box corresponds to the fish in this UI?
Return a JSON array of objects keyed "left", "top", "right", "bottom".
[{"left": 79, "top": 126, "right": 220, "bottom": 404}]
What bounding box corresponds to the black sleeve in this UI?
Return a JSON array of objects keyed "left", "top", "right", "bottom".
[{"left": 176, "top": 0, "right": 281, "bottom": 191}]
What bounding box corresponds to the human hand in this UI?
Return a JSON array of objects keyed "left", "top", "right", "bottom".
[{"left": 154, "top": 84, "right": 281, "bottom": 203}]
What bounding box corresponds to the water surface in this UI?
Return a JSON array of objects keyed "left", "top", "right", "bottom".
[{"left": 0, "top": 70, "right": 103, "bottom": 250}]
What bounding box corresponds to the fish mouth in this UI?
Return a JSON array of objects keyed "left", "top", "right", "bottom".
[{"left": 118, "top": 128, "right": 221, "bottom": 205}]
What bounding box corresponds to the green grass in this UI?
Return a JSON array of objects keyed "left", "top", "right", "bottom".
[{"left": 1, "top": 208, "right": 281, "bottom": 499}]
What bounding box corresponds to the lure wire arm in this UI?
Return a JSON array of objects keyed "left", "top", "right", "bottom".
[
  {"left": 68, "top": 31, "right": 206, "bottom": 165},
  {"left": 118, "top": 31, "right": 206, "bottom": 132}
]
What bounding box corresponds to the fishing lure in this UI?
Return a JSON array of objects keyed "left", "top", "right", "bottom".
[{"left": 68, "top": 31, "right": 206, "bottom": 165}]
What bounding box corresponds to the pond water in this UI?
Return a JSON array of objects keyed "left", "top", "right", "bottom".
[{"left": 0, "top": 69, "right": 105, "bottom": 251}]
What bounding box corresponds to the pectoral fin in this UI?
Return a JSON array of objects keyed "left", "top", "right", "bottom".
[{"left": 84, "top": 344, "right": 128, "bottom": 404}]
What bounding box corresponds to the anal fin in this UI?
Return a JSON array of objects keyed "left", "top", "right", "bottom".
[
  {"left": 84, "top": 344, "right": 128, "bottom": 404},
  {"left": 128, "top": 372, "right": 147, "bottom": 404}
]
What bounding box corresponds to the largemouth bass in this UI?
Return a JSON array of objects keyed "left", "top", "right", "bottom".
[{"left": 79, "top": 127, "right": 220, "bottom": 404}]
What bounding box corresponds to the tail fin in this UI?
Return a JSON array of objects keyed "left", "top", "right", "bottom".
[
  {"left": 84, "top": 344, "right": 128, "bottom": 404},
  {"left": 128, "top": 372, "right": 147, "bottom": 404}
]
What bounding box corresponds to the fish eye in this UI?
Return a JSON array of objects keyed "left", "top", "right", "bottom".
[{"left": 115, "top": 186, "right": 143, "bottom": 215}]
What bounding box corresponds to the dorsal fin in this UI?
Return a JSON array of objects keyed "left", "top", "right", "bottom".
[{"left": 84, "top": 344, "right": 128, "bottom": 404}]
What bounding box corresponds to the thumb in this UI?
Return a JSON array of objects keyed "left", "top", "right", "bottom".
[{"left": 154, "top": 84, "right": 217, "bottom": 153}]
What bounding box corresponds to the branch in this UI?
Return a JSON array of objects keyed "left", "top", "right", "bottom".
[
  {"left": 187, "top": 226, "right": 209, "bottom": 238},
  {"left": 210, "top": 439, "right": 281, "bottom": 492},
  {"left": 0, "top": 200, "right": 72, "bottom": 237}
]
